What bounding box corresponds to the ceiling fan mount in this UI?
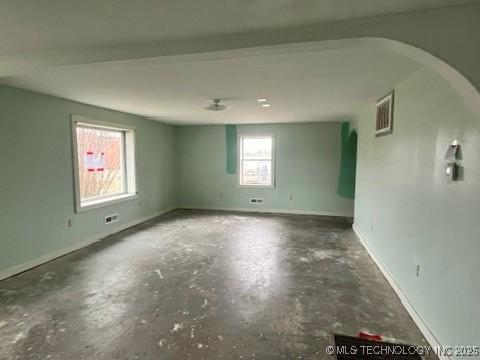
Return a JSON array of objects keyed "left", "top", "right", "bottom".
[{"left": 205, "top": 98, "right": 229, "bottom": 111}]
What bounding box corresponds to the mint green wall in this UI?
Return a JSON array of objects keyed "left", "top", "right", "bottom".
[
  {"left": 0, "top": 85, "right": 176, "bottom": 275},
  {"left": 0, "top": 86, "right": 353, "bottom": 277},
  {"left": 176, "top": 123, "right": 354, "bottom": 216},
  {"left": 354, "top": 67, "right": 480, "bottom": 351},
  {"left": 3, "top": 63, "right": 478, "bottom": 352}
]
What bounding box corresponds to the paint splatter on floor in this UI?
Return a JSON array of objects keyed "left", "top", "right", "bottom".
[
  {"left": 154, "top": 269, "right": 164, "bottom": 279},
  {"left": 171, "top": 323, "right": 183, "bottom": 332},
  {"left": 0, "top": 209, "right": 434, "bottom": 360}
]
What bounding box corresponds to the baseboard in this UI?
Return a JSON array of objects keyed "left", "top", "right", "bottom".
[
  {"left": 0, "top": 205, "right": 349, "bottom": 281},
  {"left": 0, "top": 206, "right": 176, "bottom": 281},
  {"left": 0, "top": 207, "right": 447, "bottom": 359},
  {"left": 352, "top": 224, "right": 449, "bottom": 360},
  {"left": 179, "top": 205, "right": 353, "bottom": 218}
]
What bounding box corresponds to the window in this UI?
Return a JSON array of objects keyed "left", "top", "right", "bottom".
[
  {"left": 239, "top": 134, "right": 275, "bottom": 187},
  {"left": 375, "top": 91, "right": 394, "bottom": 137},
  {"left": 72, "top": 116, "right": 136, "bottom": 212}
]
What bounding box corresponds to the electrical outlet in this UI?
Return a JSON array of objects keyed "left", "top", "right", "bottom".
[
  {"left": 67, "top": 218, "right": 73, "bottom": 228},
  {"left": 289, "top": 194, "right": 293, "bottom": 201},
  {"left": 415, "top": 264, "right": 420, "bottom": 277}
]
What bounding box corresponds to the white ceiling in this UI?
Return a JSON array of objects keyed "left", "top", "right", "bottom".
[
  {"left": 1, "top": 46, "right": 419, "bottom": 124},
  {"left": 0, "top": 0, "right": 474, "bottom": 56},
  {"left": 5, "top": 0, "right": 467, "bottom": 124}
]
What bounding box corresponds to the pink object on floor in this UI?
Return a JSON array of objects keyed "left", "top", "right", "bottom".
[{"left": 358, "top": 332, "right": 383, "bottom": 341}]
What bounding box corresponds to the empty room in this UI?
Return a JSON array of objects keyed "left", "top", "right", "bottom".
[{"left": 0, "top": 1, "right": 479, "bottom": 359}]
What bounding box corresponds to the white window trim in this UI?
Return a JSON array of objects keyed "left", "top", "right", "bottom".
[
  {"left": 238, "top": 133, "right": 276, "bottom": 189},
  {"left": 71, "top": 115, "right": 138, "bottom": 213}
]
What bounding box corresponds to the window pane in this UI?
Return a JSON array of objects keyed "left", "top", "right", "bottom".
[
  {"left": 76, "top": 126, "right": 124, "bottom": 201},
  {"left": 241, "top": 160, "right": 272, "bottom": 186},
  {"left": 242, "top": 137, "right": 272, "bottom": 159}
]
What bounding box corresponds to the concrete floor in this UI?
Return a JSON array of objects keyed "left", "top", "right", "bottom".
[{"left": 0, "top": 209, "right": 431, "bottom": 359}]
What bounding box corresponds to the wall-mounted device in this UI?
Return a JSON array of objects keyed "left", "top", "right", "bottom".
[{"left": 444, "top": 140, "right": 463, "bottom": 182}]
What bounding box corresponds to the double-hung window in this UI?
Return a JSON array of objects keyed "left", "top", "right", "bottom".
[
  {"left": 72, "top": 116, "right": 137, "bottom": 212},
  {"left": 239, "top": 134, "right": 275, "bottom": 188}
]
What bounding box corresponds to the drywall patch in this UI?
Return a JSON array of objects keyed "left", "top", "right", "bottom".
[
  {"left": 337, "top": 122, "right": 357, "bottom": 199},
  {"left": 225, "top": 125, "right": 237, "bottom": 174}
]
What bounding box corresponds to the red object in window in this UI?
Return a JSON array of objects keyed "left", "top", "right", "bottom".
[
  {"left": 96, "top": 152, "right": 105, "bottom": 171},
  {"left": 358, "top": 332, "right": 383, "bottom": 341},
  {"left": 86, "top": 151, "right": 95, "bottom": 171}
]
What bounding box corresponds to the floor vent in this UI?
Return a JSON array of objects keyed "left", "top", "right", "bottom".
[
  {"left": 333, "top": 334, "right": 423, "bottom": 359},
  {"left": 105, "top": 214, "right": 119, "bottom": 224}
]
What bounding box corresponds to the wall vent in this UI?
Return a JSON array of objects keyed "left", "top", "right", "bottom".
[
  {"left": 105, "top": 213, "right": 119, "bottom": 224},
  {"left": 249, "top": 198, "right": 264, "bottom": 205},
  {"left": 375, "top": 91, "right": 394, "bottom": 137}
]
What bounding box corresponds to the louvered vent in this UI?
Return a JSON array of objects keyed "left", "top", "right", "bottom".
[{"left": 376, "top": 91, "right": 394, "bottom": 137}]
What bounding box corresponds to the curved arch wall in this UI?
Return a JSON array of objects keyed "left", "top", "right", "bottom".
[
  {"left": 353, "top": 64, "right": 480, "bottom": 354},
  {"left": 0, "top": 5, "right": 479, "bottom": 354},
  {"left": 2, "top": 4, "right": 479, "bottom": 97}
]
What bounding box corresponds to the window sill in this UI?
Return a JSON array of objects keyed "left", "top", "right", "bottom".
[
  {"left": 76, "top": 193, "right": 138, "bottom": 213},
  {"left": 238, "top": 184, "right": 275, "bottom": 190}
]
